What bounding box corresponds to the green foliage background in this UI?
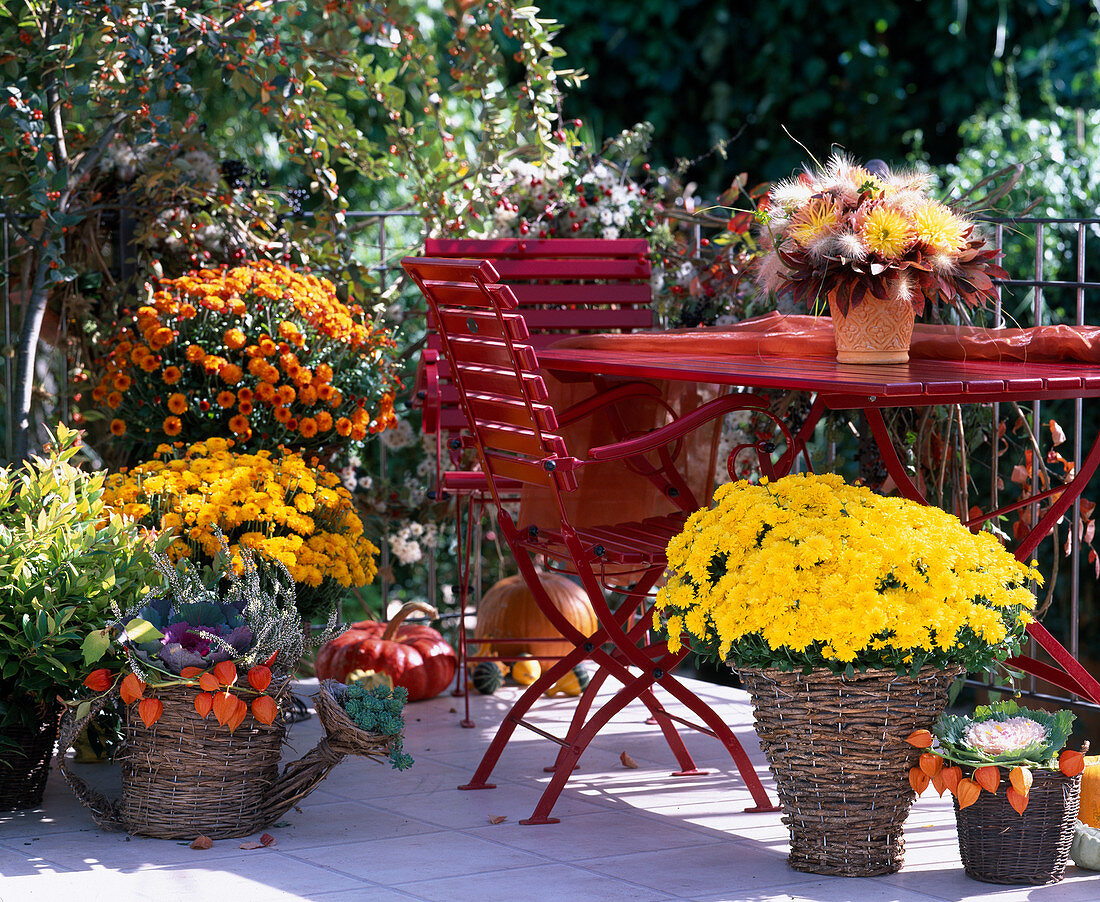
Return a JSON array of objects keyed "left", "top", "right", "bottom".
[{"left": 549, "top": 0, "right": 1100, "bottom": 186}]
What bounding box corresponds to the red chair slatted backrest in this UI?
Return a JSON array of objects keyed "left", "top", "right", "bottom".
[
  {"left": 415, "top": 238, "right": 652, "bottom": 439},
  {"left": 402, "top": 257, "right": 580, "bottom": 508}
]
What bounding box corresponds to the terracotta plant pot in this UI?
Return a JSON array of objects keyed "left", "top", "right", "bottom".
[{"left": 829, "top": 294, "right": 916, "bottom": 364}]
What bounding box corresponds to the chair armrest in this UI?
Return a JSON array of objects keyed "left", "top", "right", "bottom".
[
  {"left": 555, "top": 381, "right": 664, "bottom": 427},
  {"left": 586, "top": 392, "right": 768, "bottom": 462}
]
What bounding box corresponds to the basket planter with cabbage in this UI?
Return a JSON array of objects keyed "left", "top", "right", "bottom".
[
  {"left": 653, "top": 473, "right": 1039, "bottom": 877},
  {"left": 909, "top": 701, "right": 1085, "bottom": 885},
  {"left": 61, "top": 543, "right": 410, "bottom": 840}
]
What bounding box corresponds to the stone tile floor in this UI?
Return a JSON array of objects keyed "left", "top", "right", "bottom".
[{"left": 1, "top": 676, "right": 1098, "bottom": 901}]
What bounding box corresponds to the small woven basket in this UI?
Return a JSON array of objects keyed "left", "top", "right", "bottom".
[
  {"left": 738, "top": 665, "right": 961, "bottom": 877},
  {"left": 60, "top": 681, "right": 395, "bottom": 839},
  {"left": 954, "top": 768, "right": 1081, "bottom": 885},
  {"left": 0, "top": 701, "right": 62, "bottom": 811}
]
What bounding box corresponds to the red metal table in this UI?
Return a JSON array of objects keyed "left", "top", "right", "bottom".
[{"left": 537, "top": 346, "right": 1100, "bottom": 705}]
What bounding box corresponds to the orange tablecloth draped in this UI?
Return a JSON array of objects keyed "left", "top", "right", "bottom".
[
  {"left": 517, "top": 312, "right": 1100, "bottom": 536},
  {"left": 550, "top": 310, "right": 1100, "bottom": 363}
]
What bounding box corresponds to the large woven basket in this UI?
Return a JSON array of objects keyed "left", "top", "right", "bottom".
[
  {"left": 0, "top": 701, "right": 62, "bottom": 811},
  {"left": 60, "top": 681, "right": 395, "bottom": 839},
  {"left": 738, "top": 665, "right": 962, "bottom": 877},
  {"left": 954, "top": 768, "right": 1081, "bottom": 884}
]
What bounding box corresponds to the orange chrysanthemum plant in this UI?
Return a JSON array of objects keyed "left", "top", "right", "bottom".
[
  {"left": 755, "top": 153, "right": 1007, "bottom": 316},
  {"left": 79, "top": 542, "right": 328, "bottom": 732},
  {"left": 102, "top": 437, "right": 378, "bottom": 623},
  {"left": 92, "top": 261, "right": 399, "bottom": 454}
]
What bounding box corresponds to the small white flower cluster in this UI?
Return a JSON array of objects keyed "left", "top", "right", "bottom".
[
  {"left": 379, "top": 418, "right": 416, "bottom": 451},
  {"left": 575, "top": 163, "right": 644, "bottom": 241},
  {"left": 387, "top": 520, "right": 439, "bottom": 566}
]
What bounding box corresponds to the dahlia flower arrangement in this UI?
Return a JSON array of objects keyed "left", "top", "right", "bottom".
[
  {"left": 654, "top": 473, "right": 1038, "bottom": 675},
  {"left": 102, "top": 437, "right": 378, "bottom": 622},
  {"left": 906, "top": 701, "right": 1084, "bottom": 814},
  {"left": 92, "top": 260, "right": 399, "bottom": 454},
  {"left": 755, "top": 154, "right": 1007, "bottom": 315}
]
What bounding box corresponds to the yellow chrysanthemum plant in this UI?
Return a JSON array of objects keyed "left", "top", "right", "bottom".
[
  {"left": 103, "top": 437, "right": 379, "bottom": 623},
  {"left": 92, "top": 261, "right": 399, "bottom": 455},
  {"left": 653, "top": 474, "right": 1039, "bottom": 678},
  {"left": 754, "top": 154, "right": 1007, "bottom": 316}
]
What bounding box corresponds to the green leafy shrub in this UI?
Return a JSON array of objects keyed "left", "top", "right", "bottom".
[{"left": 0, "top": 424, "right": 164, "bottom": 746}]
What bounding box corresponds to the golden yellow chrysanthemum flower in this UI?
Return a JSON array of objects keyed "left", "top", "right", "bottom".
[
  {"left": 911, "top": 200, "right": 968, "bottom": 255},
  {"left": 860, "top": 205, "right": 915, "bottom": 258},
  {"left": 788, "top": 198, "right": 839, "bottom": 247}
]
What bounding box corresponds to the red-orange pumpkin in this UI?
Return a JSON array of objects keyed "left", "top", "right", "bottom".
[
  {"left": 474, "top": 572, "right": 597, "bottom": 668},
  {"left": 315, "top": 602, "right": 457, "bottom": 701}
]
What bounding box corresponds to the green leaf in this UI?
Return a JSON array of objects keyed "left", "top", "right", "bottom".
[
  {"left": 75, "top": 700, "right": 92, "bottom": 721},
  {"left": 81, "top": 628, "right": 112, "bottom": 665},
  {"left": 123, "top": 618, "right": 164, "bottom": 644}
]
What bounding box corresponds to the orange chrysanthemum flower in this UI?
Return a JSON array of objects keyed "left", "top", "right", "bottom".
[
  {"left": 167, "top": 393, "right": 188, "bottom": 415},
  {"left": 107, "top": 391, "right": 123, "bottom": 409},
  {"left": 317, "top": 384, "right": 334, "bottom": 402},
  {"left": 112, "top": 373, "right": 132, "bottom": 392},
  {"left": 274, "top": 406, "right": 292, "bottom": 424},
  {"left": 335, "top": 417, "right": 352, "bottom": 437},
  {"left": 299, "top": 385, "right": 318, "bottom": 406},
  {"left": 258, "top": 337, "right": 277, "bottom": 357},
  {"left": 223, "top": 328, "right": 247, "bottom": 350},
  {"left": 185, "top": 345, "right": 206, "bottom": 364},
  {"left": 228, "top": 414, "right": 250, "bottom": 435},
  {"left": 315, "top": 411, "right": 333, "bottom": 432},
  {"left": 162, "top": 366, "right": 183, "bottom": 385},
  {"left": 299, "top": 417, "right": 318, "bottom": 438},
  {"left": 350, "top": 424, "right": 367, "bottom": 441},
  {"left": 293, "top": 368, "right": 312, "bottom": 387},
  {"left": 238, "top": 401, "right": 253, "bottom": 415},
  {"left": 219, "top": 364, "right": 243, "bottom": 385},
  {"left": 131, "top": 346, "right": 150, "bottom": 364},
  {"left": 110, "top": 418, "right": 126, "bottom": 436},
  {"left": 314, "top": 363, "right": 333, "bottom": 384},
  {"left": 163, "top": 416, "right": 182, "bottom": 436},
  {"left": 255, "top": 382, "right": 276, "bottom": 404},
  {"left": 202, "top": 355, "right": 227, "bottom": 376},
  {"left": 237, "top": 387, "right": 254, "bottom": 403},
  {"left": 276, "top": 385, "right": 296, "bottom": 406},
  {"left": 140, "top": 355, "right": 160, "bottom": 373},
  {"left": 217, "top": 391, "right": 236, "bottom": 409}
]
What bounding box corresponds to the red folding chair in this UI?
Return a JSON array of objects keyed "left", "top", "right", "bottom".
[
  {"left": 410, "top": 239, "right": 661, "bottom": 725},
  {"left": 402, "top": 256, "right": 779, "bottom": 824}
]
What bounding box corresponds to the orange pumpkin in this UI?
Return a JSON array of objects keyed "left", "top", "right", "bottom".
[
  {"left": 315, "top": 602, "right": 457, "bottom": 702},
  {"left": 1080, "top": 755, "right": 1100, "bottom": 827},
  {"left": 474, "top": 572, "right": 597, "bottom": 668}
]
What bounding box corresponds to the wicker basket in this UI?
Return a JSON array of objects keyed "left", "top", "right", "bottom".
[
  {"left": 738, "top": 665, "right": 962, "bottom": 877},
  {"left": 954, "top": 768, "right": 1081, "bottom": 885},
  {"left": 59, "top": 681, "right": 396, "bottom": 839},
  {"left": 0, "top": 701, "right": 62, "bottom": 811}
]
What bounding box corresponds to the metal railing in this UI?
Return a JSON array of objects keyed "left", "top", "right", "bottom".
[{"left": 4, "top": 208, "right": 1100, "bottom": 705}]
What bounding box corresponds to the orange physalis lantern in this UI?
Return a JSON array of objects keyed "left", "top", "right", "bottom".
[
  {"left": 956, "top": 778, "right": 981, "bottom": 809},
  {"left": 194, "top": 692, "right": 214, "bottom": 718},
  {"left": 905, "top": 729, "right": 933, "bottom": 748},
  {"left": 1009, "top": 766, "right": 1033, "bottom": 797},
  {"left": 199, "top": 672, "right": 220, "bottom": 692},
  {"left": 1060, "top": 749, "right": 1086, "bottom": 777},
  {"left": 247, "top": 665, "right": 272, "bottom": 692},
  {"left": 212, "top": 660, "right": 238, "bottom": 686},
  {"left": 974, "top": 766, "right": 1000, "bottom": 794},
  {"left": 212, "top": 690, "right": 237, "bottom": 725},
  {"left": 1007, "top": 786, "right": 1030, "bottom": 815},
  {"left": 941, "top": 766, "right": 963, "bottom": 795},
  {"left": 919, "top": 753, "right": 943, "bottom": 778},
  {"left": 251, "top": 695, "right": 278, "bottom": 725},
  {"left": 226, "top": 696, "right": 248, "bottom": 732},
  {"left": 180, "top": 666, "right": 204, "bottom": 679},
  {"left": 908, "top": 767, "right": 930, "bottom": 794},
  {"left": 138, "top": 697, "right": 164, "bottom": 727},
  {"left": 83, "top": 668, "right": 113, "bottom": 692},
  {"left": 120, "top": 673, "right": 146, "bottom": 704}
]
